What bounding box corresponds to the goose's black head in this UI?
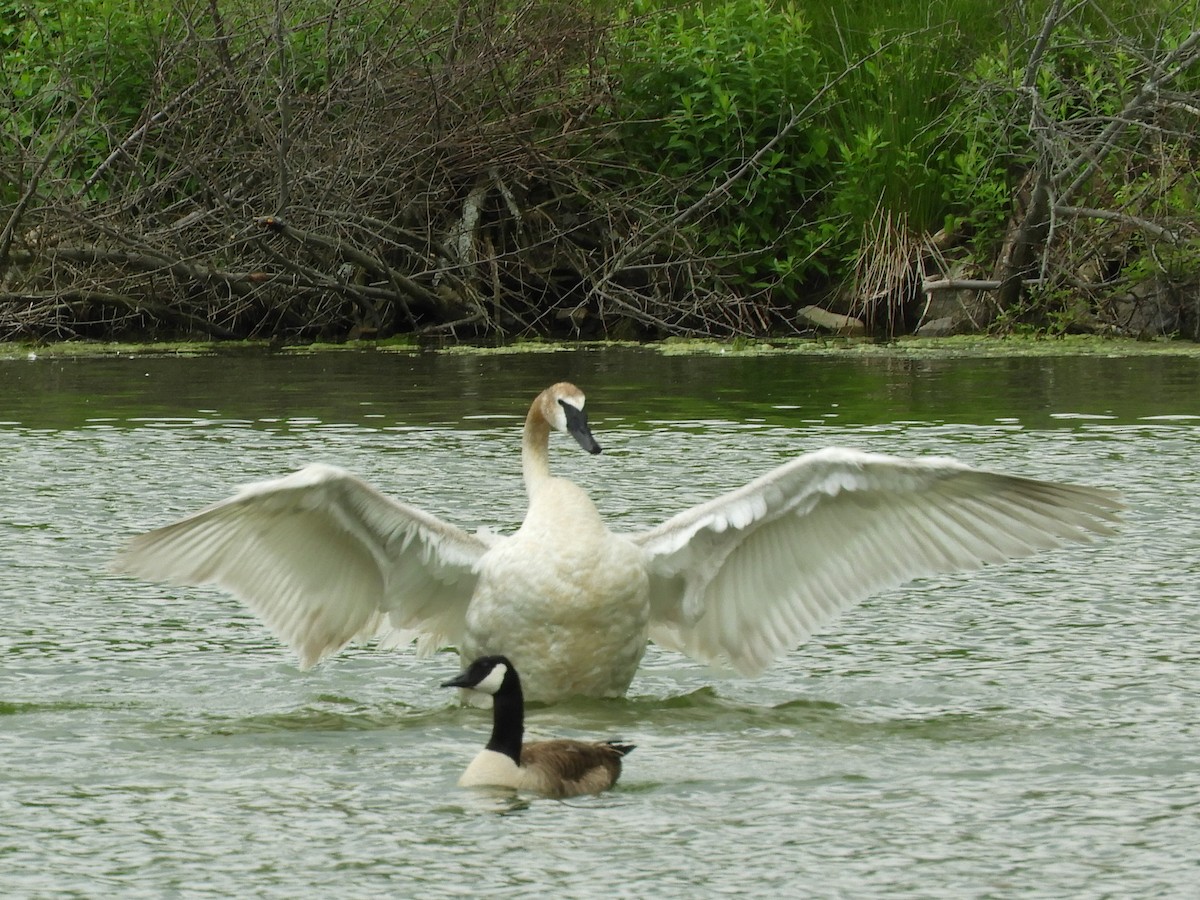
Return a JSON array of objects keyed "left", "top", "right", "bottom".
[{"left": 441, "top": 655, "right": 521, "bottom": 697}]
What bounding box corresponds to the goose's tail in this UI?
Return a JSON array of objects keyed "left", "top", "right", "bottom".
[{"left": 604, "top": 741, "right": 636, "bottom": 757}]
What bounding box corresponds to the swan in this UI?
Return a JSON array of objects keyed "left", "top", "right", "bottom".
[
  {"left": 113, "top": 381, "right": 1123, "bottom": 703},
  {"left": 441, "top": 655, "right": 633, "bottom": 797}
]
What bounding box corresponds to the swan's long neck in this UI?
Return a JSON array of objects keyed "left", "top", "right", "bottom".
[
  {"left": 485, "top": 674, "right": 525, "bottom": 766},
  {"left": 522, "top": 402, "right": 553, "bottom": 495}
]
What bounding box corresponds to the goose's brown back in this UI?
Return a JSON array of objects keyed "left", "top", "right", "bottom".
[{"left": 520, "top": 739, "right": 634, "bottom": 798}]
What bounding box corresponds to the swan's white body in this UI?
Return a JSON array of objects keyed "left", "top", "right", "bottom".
[
  {"left": 462, "top": 474, "right": 649, "bottom": 701},
  {"left": 113, "top": 382, "right": 1123, "bottom": 702}
]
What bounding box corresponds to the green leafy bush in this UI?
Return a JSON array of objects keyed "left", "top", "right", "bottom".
[
  {"left": 611, "top": 0, "right": 833, "bottom": 299},
  {"left": 2, "top": 0, "right": 165, "bottom": 196},
  {"left": 608, "top": 0, "right": 1008, "bottom": 304}
]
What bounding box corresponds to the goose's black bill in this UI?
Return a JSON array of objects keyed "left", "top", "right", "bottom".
[{"left": 441, "top": 671, "right": 474, "bottom": 689}]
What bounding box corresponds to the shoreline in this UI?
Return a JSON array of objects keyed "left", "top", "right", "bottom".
[{"left": 4, "top": 333, "right": 1200, "bottom": 361}]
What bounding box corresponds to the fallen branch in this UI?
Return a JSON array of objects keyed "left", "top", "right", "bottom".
[
  {"left": 923, "top": 277, "right": 1043, "bottom": 292},
  {"left": 19, "top": 246, "right": 267, "bottom": 294},
  {"left": 1055, "top": 205, "right": 1182, "bottom": 244}
]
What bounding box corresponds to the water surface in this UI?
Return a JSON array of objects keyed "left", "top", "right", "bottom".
[{"left": 2, "top": 348, "right": 1197, "bottom": 897}]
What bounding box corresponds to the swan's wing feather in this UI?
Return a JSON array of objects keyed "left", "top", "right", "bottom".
[
  {"left": 629, "top": 447, "right": 1123, "bottom": 675},
  {"left": 112, "top": 463, "right": 492, "bottom": 667}
]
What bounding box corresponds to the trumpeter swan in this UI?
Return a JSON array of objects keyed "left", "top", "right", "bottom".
[
  {"left": 113, "top": 382, "right": 1123, "bottom": 702},
  {"left": 442, "top": 655, "right": 633, "bottom": 797}
]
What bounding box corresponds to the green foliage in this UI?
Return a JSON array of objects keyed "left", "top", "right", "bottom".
[
  {"left": 4, "top": 0, "right": 1197, "bottom": 339},
  {"left": 608, "top": 0, "right": 1012, "bottom": 301},
  {"left": 950, "top": 10, "right": 1200, "bottom": 262},
  {"left": 2, "top": 0, "right": 166, "bottom": 196},
  {"left": 611, "top": 0, "right": 833, "bottom": 296},
  {"left": 988, "top": 282, "right": 1095, "bottom": 338}
]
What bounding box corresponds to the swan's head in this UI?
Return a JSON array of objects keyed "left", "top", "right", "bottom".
[
  {"left": 542, "top": 382, "right": 601, "bottom": 455},
  {"left": 441, "top": 655, "right": 519, "bottom": 697}
]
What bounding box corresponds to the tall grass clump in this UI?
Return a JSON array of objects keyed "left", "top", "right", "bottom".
[
  {"left": 803, "top": 0, "right": 1010, "bottom": 327},
  {"left": 804, "top": 0, "right": 1005, "bottom": 234}
]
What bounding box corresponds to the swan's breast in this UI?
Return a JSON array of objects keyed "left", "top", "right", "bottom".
[{"left": 464, "top": 479, "right": 650, "bottom": 701}]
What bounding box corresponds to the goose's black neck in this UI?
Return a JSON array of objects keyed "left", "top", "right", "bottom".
[{"left": 485, "top": 669, "right": 525, "bottom": 766}]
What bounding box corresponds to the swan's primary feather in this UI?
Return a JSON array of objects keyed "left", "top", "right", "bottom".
[
  {"left": 629, "top": 447, "right": 1123, "bottom": 676},
  {"left": 113, "top": 463, "right": 491, "bottom": 667}
]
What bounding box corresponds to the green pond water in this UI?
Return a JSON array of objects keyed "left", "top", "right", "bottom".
[{"left": 1, "top": 347, "right": 1197, "bottom": 898}]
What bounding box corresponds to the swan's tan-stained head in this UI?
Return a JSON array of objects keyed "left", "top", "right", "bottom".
[{"left": 531, "top": 382, "right": 599, "bottom": 455}]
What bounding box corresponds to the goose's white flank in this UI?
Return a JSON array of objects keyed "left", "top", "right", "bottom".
[
  {"left": 113, "top": 382, "right": 1123, "bottom": 702},
  {"left": 441, "top": 655, "right": 633, "bottom": 797}
]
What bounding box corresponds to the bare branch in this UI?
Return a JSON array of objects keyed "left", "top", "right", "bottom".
[
  {"left": 923, "top": 278, "right": 1044, "bottom": 292},
  {"left": 273, "top": 0, "right": 293, "bottom": 215}
]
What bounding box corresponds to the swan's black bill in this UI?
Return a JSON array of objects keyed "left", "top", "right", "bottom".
[{"left": 560, "top": 400, "right": 601, "bottom": 455}]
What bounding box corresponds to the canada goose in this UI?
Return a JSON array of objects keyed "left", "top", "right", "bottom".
[
  {"left": 442, "top": 655, "right": 633, "bottom": 797},
  {"left": 113, "top": 381, "right": 1123, "bottom": 702}
]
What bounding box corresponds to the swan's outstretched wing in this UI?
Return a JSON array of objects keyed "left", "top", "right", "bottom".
[
  {"left": 627, "top": 447, "right": 1123, "bottom": 676},
  {"left": 112, "top": 463, "right": 495, "bottom": 667}
]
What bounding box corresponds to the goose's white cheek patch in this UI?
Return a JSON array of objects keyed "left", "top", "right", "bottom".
[{"left": 474, "top": 663, "right": 508, "bottom": 695}]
